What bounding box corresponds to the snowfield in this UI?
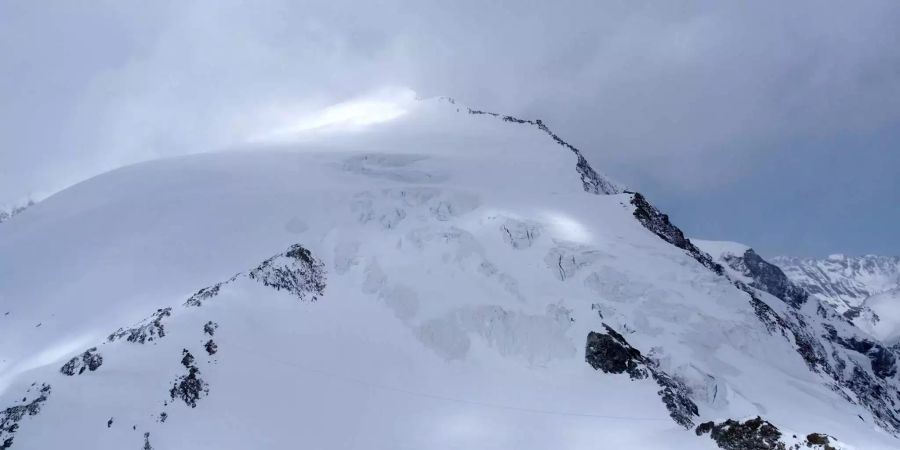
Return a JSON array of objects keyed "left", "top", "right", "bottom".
[{"left": 0, "top": 98, "right": 893, "bottom": 449}]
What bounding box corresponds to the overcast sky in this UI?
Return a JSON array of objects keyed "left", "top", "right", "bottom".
[{"left": 2, "top": 0, "right": 898, "bottom": 257}]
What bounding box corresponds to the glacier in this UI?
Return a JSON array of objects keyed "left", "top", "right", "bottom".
[{"left": 0, "top": 97, "right": 895, "bottom": 449}]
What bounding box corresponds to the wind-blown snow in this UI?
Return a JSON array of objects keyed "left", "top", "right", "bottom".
[{"left": 0, "top": 98, "right": 891, "bottom": 449}]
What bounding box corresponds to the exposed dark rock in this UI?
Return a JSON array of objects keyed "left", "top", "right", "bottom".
[
  {"left": 204, "top": 340, "right": 217, "bottom": 355},
  {"left": 629, "top": 192, "right": 724, "bottom": 276},
  {"left": 867, "top": 346, "right": 897, "bottom": 379},
  {"left": 723, "top": 249, "right": 808, "bottom": 308},
  {"left": 108, "top": 308, "right": 172, "bottom": 344},
  {"left": 823, "top": 325, "right": 897, "bottom": 379},
  {"left": 842, "top": 305, "right": 874, "bottom": 322},
  {"left": 203, "top": 321, "right": 218, "bottom": 336},
  {"left": 651, "top": 369, "right": 700, "bottom": 430},
  {"left": 249, "top": 244, "right": 326, "bottom": 302},
  {"left": 181, "top": 351, "right": 195, "bottom": 368},
  {"left": 845, "top": 364, "right": 900, "bottom": 432},
  {"left": 185, "top": 272, "right": 242, "bottom": 307},
  {"left": 0, "top": 384, "right": 50, "bottom": 449},
  {"left": 0, "top": 200, "right": 34, "bottom": 225},
  {"left": 142, "top": 432, "right": 153, "bottom": 450},
  {"left": 806, "top": 433, "right": 836, "bottom": 450},
  {"left": 184, "top": 283, "right": 223, "bottom": 307},
  {"left": 698, "top": 418, "right": 843, "bottom": 450},
  {"left": 107, "top": 417, "right": 113, "bottom": 428},
  {"left": 60, "top": 347, "right": 103, "bottom": 376},
  {"left": 170, "top": 350, "right": 208, "bottom": 408},
  {"left": 696, "top": 417, "right": 784, "bottom": 450},
  {"left": 586, "top": 326, "right": 646, "bottom": 379},
  {"left": 158, "top": 412, "right": 167, "bottom": 423},
  {"left": 586, "top": 325, "right": 698, "bottom": 428}
]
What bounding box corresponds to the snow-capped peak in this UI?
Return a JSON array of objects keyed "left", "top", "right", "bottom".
[{"left": 0, "top": 101, "right": 896, "bottom": 449}]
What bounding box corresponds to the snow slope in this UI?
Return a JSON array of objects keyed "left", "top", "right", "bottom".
[{"left": 0, "top": 98, "right": 893, "bottom": 449}]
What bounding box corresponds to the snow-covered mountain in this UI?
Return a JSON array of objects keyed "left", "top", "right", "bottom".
[
  {"left": 774, "top": 255, "right": 900, "bottom": 342},
  {"left": 0, "top": 97, "right": 896, "bottom": 449}
]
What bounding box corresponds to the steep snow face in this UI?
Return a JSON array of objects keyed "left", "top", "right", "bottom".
[
  {"left": 773, "top": 255, "right": 900, "bottom": 340},
  {"left": 0, "top": 98, "right": 894, "bottom": 449},
  {"left": 700, "top": 240, "right": 900, "bottom": 437}
]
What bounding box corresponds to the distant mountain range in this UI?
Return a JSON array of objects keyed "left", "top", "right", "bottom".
[{"left": 774, "top": 254, "right": 900, "bottom": 342}]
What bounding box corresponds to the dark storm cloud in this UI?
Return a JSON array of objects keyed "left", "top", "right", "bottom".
[{"left": 1, "top": 0, "right": 898, "bottom": 255}]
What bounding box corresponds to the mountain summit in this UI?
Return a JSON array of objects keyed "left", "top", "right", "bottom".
[{"left": 0, "top": 98, "right": 895, "bottom": 449}]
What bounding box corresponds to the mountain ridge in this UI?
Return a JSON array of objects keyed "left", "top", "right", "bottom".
[{"left": 0, "top": 97, "right": 894, "bottom": 449}]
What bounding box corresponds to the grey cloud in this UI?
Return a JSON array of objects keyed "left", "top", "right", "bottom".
[{"left": 1, "top": 0, "right": 898, "bottom": 255}]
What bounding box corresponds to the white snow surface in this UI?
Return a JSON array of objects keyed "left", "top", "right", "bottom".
[
  {"left": 863, "top": 289, "right": 900, "bottom": 343},
  {"left": 0, "top": 99, "right": 889, "bottom": 449}
]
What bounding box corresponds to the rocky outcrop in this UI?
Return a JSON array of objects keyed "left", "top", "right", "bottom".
[
  {"left": 187, "top": 244, "right": 325, "bottom": 308},
  {"left": 805, "top": 433, "right": 838, "bottom": 450},
  {"left": 0, "top": 200, "right": 35, "bottom": 225},
  {"left": 203, "top": 321, "right": 218, "bottom": 336},
  {"left": 629, "top": 192, "right": 724, "bottom": 275},
  {"left": 204, "top": 340, "right": 217, "bottom": 356},
  {"left": 696, "top": 417, "right": 842, "bottom": 450},
  {"left": 249, "top": 244, "right": 326, "bottom": 302},
  {"left": 184, "top": 282, "right": 226, "bottom": 308},
  {"left": 108, "top": 308, "right": 171, "bottom": 344},
  {"left": 586, "top": 325, "right": 698, "bottom": 428},
  {"left": 824, "top": 325, "right": 897, "bottom": 379},
  {"left": 60, "top": 347, "right": 103, "bottom": 376},
  {"left": 0, "top": 384, "right": 50, "bottom": 449},
  {"left": 696, "top": 417, "right": 784, "bottom": 450},
  {"left": 169, "top": 350, "right": 208, "bottom": 408},
  {"left": 586, "top": 327, "right": 645, "bottom": 378},
  {"left": 723, "top": 249, "right": 808, "bottom": 308}
]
